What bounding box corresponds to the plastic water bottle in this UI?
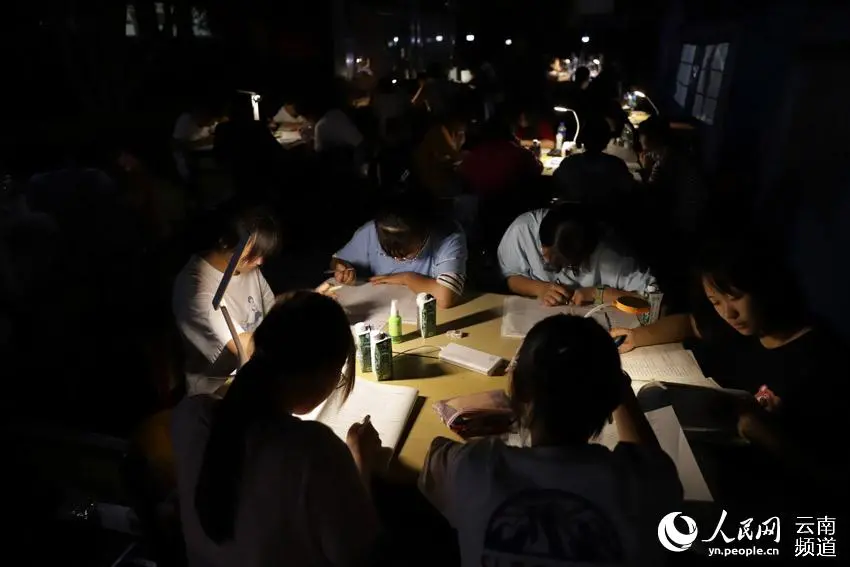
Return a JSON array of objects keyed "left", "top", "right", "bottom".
[
  {"left": 556, "top": 122, "right": 566, "bottom": 153},
  {"left": 641, "top": 283, "right": 664, "bottom": 326}
]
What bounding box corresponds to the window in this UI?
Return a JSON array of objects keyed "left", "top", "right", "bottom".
[
  {"left": 692, "top": 42, "right": 728, "bottom": 124},
  {"left": 125, "top": 4, "right": 139, "bottom": 37},
  {"left": 674, "top": 44, "right": 697, "bottom": 107},
  {"left": 191, "top": 7, "right": 212, "bottom": 37}
]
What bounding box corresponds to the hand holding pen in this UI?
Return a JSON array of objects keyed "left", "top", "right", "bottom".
[
  {"left": 540, "top": 282, "right": 573, "bottom": 306},
  {"left": 346, "top": 415, "right": 382, "bottom": 472}
]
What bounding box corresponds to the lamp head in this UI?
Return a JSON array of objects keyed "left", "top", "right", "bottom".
[{"left": 632, "top": 90, "right": 647, "bottom": 98}]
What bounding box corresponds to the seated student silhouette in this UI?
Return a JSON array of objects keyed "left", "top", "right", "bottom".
[
  {"left": 172, "top": 291, "right": 382, "bottom": 567},
  {"left": 498, "top": 204, "right": 654, "bottom": 306},
  {"left": 611, "top": 230, "right": 847, "bottom": 506},
  {"left": 420, "top": 315, "right": 682, "bottom": 566},
  {"left": 331, "top": 191, "right": 468, "bottom": 309}
]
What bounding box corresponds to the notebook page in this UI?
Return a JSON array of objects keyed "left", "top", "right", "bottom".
[
  {"left": 312, "top": 377, "right": 418, "bottom": 454},
  {"left": 620, "top": 347, "right": 711, "bottom": 387},
  {"left": 501, "top": 296, "right": 640, "bottom": 338},
  {"left": 334, "top": 284, "right": 419, "bottom": 327}
]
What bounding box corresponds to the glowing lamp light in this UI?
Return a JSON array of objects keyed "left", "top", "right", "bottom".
[
  {"left": 237, "top": 90, "right": 261, "bottom": 121},
  {"left": 393, "top": 36, "right": 399, "bottom": 43},
  {"left": 466, "top": 34, "right": 475, "bottom": 42},
  {"left": 436, "top": 35, "right": 444, "bottom": 42},
  {"left": 505, "top": 39, "right": 512, "bottom": 46},
  {"left": 593, "top": 58, "right": 601, "bottom": 65},
  {"left": 581, "top": 35, "right": 590, "bottom": 43}
]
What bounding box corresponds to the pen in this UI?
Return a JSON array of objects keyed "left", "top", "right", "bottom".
[{"left": 604, "top": 312, "right": 613, "bottom": 331}]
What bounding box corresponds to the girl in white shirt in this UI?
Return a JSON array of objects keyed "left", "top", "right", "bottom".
[
  {"left": 172, "top": 291, "right": 382, "bottom": 567},
  {"left": 420, "top": 314, "right": 683, "bottom": 566}
]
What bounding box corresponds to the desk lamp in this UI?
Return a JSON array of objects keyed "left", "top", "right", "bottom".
[
  {"left": 212, "top": 232, "right": 252, "bottom": 367},
  {"left": 631, "top": 90, "right": 659, "bottom": 115},
  {"left": 237, "top": 90, "right": 262, "bottom": 121},
  {"left": 553, "top": 106, "right": 580, "bottom": 152},
  {"left": 584, "top": 296, "right": 651, "bottom": 337}
]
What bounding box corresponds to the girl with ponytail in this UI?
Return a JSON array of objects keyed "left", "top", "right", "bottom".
[{"left": 172, "top": 290, "right": 381, "bottom": 567}]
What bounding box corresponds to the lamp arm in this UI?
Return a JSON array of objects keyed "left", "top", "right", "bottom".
[
  {"left": 213, "top": 232, "right": 252, "bottom": 369},
  {"left": 220, "top": 304, "right": 248, "bottom": 367},
  {"left": 569, "top": 109, "right": 580, "bottom": 144}
]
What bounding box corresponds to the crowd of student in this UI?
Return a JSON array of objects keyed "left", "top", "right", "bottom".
[{"left": 2, "top": 62, "right": 846, "bottom": 566}]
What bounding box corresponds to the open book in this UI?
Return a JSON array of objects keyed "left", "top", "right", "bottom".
[
  {"left": 296, "top": 377, "right": 419, "bottom": 463},
  {"left": 501, "top": 296, "right": 640, "bottom": 338},
  {"left": 334, "top": 284, "right": 419, "bottom": 328},
  {"left": 620, "top": 344, "right": 714, "bottom": 390}
]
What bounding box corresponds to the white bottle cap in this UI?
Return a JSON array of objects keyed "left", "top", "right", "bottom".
[{"left": 390, "top": 299, "right": 399, "bottom": 317}]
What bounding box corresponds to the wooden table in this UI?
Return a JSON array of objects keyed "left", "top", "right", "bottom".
[{"left": 359, "top": 293, "right": 521, "bottom": 474}]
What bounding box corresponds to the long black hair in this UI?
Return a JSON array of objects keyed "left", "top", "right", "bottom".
[
  {"left": 511, "top": 315, "right": 624, "bottom": 445},
  {"left": 194, "top": 291, "right": 355, "bottom": 544}
]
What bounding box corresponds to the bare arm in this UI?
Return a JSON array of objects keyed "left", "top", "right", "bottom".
[
  {"left": 506, "top": 275, "right": 548, "bottom": 299},
  {"left": 632, "top": 313, "right": 700, "bottom": 347},
  {"left": 224, "top": 332, "right": 255, "bottom": 360},
  {"left": 403, "top": 273, "right": 459, "bottom": 309},
  {"left": 613, "top": 383, "right": 660, "bottom": 448}
]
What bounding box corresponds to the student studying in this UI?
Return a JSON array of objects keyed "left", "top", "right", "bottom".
[
  {"left": 172, "top": 291, "right": 382, "bottom": 567},
  {"left": 172, "top": 205, "right": 280, "bottom": 396},
  {"left": 331, "top": 192, "right": 468, "bottom": 308},
  {"left": 497, "top": 204, "right": 654, "bottom": 306},
  {"left": 419, "top": 315, "right": 682, "bottom": 566}
]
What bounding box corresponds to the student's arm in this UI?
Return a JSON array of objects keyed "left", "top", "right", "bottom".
[
  {"left": 331, "top": 223, "right": 373, "bottom": 283},
  {"left": 738, "top": 411, "right": 844, "bottom": 486},
  {"left": 507, "top": 276, "right": 548, "bottom": 299},
  {"left": 372, "top": 272, "right": 460, "bottom": 309},
  {"left": 613, "top": 380, "right": 661, "bottom": 448},
  {"left": 611, "top": 313, "right": 700, "bottom": 353}
]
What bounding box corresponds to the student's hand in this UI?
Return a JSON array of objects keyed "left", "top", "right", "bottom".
[
  {"left": 539, "top": 283, "right": 571, "bottom": 306},
  {"left": 333, "top": 261, "right": 356, "bottom": 285},
  {"left": 369, "top": 273, "right": 410, "bottom": 287},
  {"left": 755, "top": 385, "right": 782, "bottom": 413},
  {"left": 347, "top": 417, "right": 382, "bottom": 470},
  {"left": 610, "top": 328, "right": 637, "bottom": 354},
  {"left": 314, "top": 281, "right": 340, "bottom": 298},
  {"left": 570, "top": 287, "right": 597, "bottom": 306}
]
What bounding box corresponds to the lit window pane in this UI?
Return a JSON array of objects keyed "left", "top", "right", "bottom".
[
  {"left": 703, "top": 98, "right": 717, "bottom": 124},
  {"left": 712, "top": 43, "right": 729, "bottom": 71},
  {"left": 674, "top": 83, "right": 688, "bottom": 107},
  {"left": 126, "top": 4, "right": 138, "bottom": 37},
  {"left": 192, "top": 7, "right": 212, "bottom": 37},
  {"left": 708, "top": 70, "right": 723, "bottom": 99},
  {"left": 681, "top": 44, "right": 697, "bottom": 64},
  {"left": 693, "top": 94, "right": 704, "bottom": 118},
  {"left": 677, "top": 63, "right": 692, "bottom": 85}
]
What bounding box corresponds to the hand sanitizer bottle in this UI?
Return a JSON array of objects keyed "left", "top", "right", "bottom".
[{"left": 388, "top": 299, "right": 402, "bottom": 344}]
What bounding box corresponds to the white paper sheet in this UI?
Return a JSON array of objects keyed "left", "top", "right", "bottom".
[
  {"left": 591, "top": 408, "right": 713, "bottom": 502},
  {"left": 297, "top": 377, "right": 419, "bottom": 456},
  {"left": 645, "top": 406, "right": 713, "bottom": 502},
  {"left": 501, "top": 296, "right": 640, "bottom": 338},
  {"left": 620, "top": 346, "right": 713, "bottom": 387},
  {"left": 334, "top": 284, "right": 419, "bottom": 328}
]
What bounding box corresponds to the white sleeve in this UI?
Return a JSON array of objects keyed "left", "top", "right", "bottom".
[
  {"left": 258, "top": 271, "right": 276, "bottom": 315},
  {"left": 179, "top": 291, "right": 246, "bottom": 363}
]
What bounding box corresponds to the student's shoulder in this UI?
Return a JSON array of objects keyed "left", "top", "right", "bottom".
[
  {"left": 506, "top": 209, "right": 546, "bottom": 235},
  {"left": 284, "top": 420, "right": 353, "bottom": 464},
  {"left": 173, "top": 256, "right": 219, "bottom": 297}
]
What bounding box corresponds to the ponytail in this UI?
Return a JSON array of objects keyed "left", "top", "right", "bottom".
[{"left": 194, "top": 356, "right": 273, "bottom": 544}]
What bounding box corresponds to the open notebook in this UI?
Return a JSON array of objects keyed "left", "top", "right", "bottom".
[
  {"left": 501, "top": 296, "right": 640, "bottom": 338},
  {"left": 620, "top": 344, "right": 714, "bottom": 390},
  {"left": 334, "top": 284, "right": 419, "bottom": 328},
  {"left": 296, "top": 377, "right": 418, "bottom": 463}
]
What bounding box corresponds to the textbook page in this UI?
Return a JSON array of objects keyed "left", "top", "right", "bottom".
[
  {"left": 298, "top": 377, "right": 419, "bottom": 456},
  {"left": 335, "top": 284, "right": 419, "bottom": 328},
  {"left": 501, "top": 296, "right": 640, "bottom": 338},
  {"left": 620, "top": 345, "right": 714, "bottom": 388}
]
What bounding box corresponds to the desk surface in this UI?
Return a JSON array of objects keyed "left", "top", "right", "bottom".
[{"left": 359, "top": 293, "right": 520, "bottom": 473}]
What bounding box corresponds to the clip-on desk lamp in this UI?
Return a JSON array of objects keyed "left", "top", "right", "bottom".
[
  {"left": 553, "top": 106, "right": 581, "bottom": 153},
  {"left": 212, "top": 232, "right": 252, "bottom": 368},
  {"left": 584, "top": 296, "right": 651, "bottom": 346},
  {"left": 237, "top": 90, "right": 262, "bottom": 121}
]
